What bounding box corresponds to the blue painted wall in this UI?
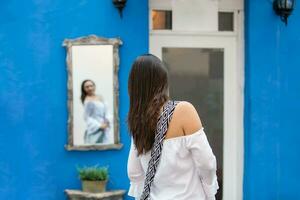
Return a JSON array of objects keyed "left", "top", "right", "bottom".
[
  {"left": 244, "top": 0, "right": 300, "bottom": 199},
  {"left": 0, "top": 0, "right": 148, "bottom": 199},
  {"left": 1, "top": 0, "right": 300, "bottom": 199}
]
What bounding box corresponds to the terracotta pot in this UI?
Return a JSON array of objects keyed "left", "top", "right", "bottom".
[{"left": 81, "top": 180, "right": 108, "bottom": 193}]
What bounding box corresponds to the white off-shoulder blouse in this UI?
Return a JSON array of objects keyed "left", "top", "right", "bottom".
[{"left": 127, "top": 127, "right": 219, "bottom": 200}]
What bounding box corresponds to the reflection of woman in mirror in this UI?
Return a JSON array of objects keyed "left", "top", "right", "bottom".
[{"left": 81, "top": 79, "right": 110, "bottom": 144}]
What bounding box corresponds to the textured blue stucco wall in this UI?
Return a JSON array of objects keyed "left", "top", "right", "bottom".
[
  {"left": 244, "top": 0, "right": 300, "bottom": 199},
  {"left": 0, "top": 0, "right": 148, "bottom": 199}
]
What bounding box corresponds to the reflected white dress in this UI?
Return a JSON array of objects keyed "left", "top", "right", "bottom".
[
  {"left": 127, "top": 127, "right": 219, "bottom": 200},
  {"left": 83, "top": 100, "right": 110, "bottom": 144}
]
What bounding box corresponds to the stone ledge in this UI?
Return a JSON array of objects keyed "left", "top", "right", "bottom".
[{"left": 65, "top": 189, "right": 126, "bottom": 200}]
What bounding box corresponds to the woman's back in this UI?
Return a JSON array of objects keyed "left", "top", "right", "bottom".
[{"left": 127, "top": 101, "right": 219, "bottom": 200}]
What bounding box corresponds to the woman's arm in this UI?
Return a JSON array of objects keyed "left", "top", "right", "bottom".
[
  {"left": 187, "top": 130, "right": 219, "bottom": 200},
  {"left": 127, "top": 137, "right": 145, "bottom": 198},
  {"left": 102, "top": 100, "right": 111, "bottom": 129},
  {"left": 178, "top": 101, "right": 219, "bottom": 199}
]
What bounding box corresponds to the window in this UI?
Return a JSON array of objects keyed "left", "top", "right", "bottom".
[
  {"left": 218, "top": 12, "right": 234, "bottom": 31},
  {"left": 152, "top": 10, "right": 172, "bottom": 30}
]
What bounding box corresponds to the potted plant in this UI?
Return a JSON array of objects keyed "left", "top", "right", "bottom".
[{"left": 77, "top": 165, "right": 109, "bottom": 193}]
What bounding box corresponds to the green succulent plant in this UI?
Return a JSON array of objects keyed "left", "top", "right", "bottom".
[{"left": 76, "top": 165, "right": 109, "bottom": 181}]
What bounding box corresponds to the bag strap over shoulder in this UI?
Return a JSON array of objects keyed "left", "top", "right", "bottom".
[{"left": 140, "top": 100, "right": 179, "bottom": 200}]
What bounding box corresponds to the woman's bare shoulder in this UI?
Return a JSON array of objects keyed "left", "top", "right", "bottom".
[
  {"left": 95, "top": 94, "right": 104, "bottom": 101},
  {"left": 175, "top": 101, "right": 203, "bottom": 135}
]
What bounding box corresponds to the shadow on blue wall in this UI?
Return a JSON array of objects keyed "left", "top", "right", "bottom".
[
  {"left": 0, "top": 0, "right": 148, "bottom": 199},
  {"left": 244, "top": 0, "right": 300, "bottom": 199}
]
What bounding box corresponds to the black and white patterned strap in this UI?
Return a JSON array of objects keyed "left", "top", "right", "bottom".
[{"left": 140, "top": 100, "right": 179, "bottom": 200}]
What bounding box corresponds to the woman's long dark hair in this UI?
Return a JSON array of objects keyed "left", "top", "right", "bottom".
[
  {"left": 127, "top": 54, "right": 170, "bottom": 155},
  {"left": 81, "top": 79, "right": 95, "bottom": 104}
]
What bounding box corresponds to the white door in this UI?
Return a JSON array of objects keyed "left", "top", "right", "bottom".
[{"left": 150, "top": 32, "right": 243, "bottom": 200}]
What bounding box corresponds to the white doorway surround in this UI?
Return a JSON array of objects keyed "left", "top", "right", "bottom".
[{"left": 149, "top": 0, "right": 244, "bottom": 200}]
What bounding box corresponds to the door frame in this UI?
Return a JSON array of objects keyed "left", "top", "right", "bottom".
[{"left": 149, "top": 5, "right": 244, "bottom": 200}]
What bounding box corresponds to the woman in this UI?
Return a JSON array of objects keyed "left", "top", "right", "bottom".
[
  {"left": 81, "top": 79, "right": 110, "bottom": 144},
  {"left": 127, "top": 54, "right": 219, "bottom": 200}
]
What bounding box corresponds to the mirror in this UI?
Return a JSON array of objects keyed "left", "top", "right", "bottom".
[{"left": 63, "top": 35, "right": 122, "bottom": 151}]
